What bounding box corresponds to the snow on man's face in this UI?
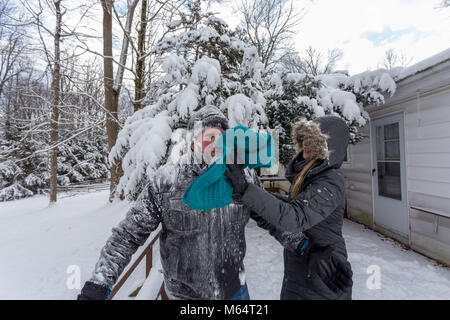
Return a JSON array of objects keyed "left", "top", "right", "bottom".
[{"left": 191, "top": 127, "right": 224, "bottom": 164}]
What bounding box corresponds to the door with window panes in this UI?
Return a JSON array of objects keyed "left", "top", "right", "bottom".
[{"left": 371, "top": 113, "right": 408, "bottom": 237}]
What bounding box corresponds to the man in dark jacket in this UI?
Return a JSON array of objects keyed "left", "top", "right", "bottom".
[
  {"left": 225, "top": 115, "right": 353, "bottom": 300},
  {"left": 78, "top": 106, "right": 258, "bottom": 300}
]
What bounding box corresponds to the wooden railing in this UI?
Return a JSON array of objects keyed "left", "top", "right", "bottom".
[
  {"left": 410, "top": 205, "right": 450, "bottom": 219},
  {"left": 108, "top": 231, "right": 168, "bottom": 300},
  {"left": 409, "top": 205, "right": 450, "bottom": 237},
  {"left": 57, "top": 179, "right": 110, "bottom": 193},
  {"left": 260, "top": 176, "right": 288, "bottom": 194}
]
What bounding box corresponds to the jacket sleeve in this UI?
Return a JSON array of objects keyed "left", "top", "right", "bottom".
[
  {"left": 244, "top": 169, "right": 277, "bottom": 234},
  {"left": 241, "top": 170, "right": 345, "bottom": 234},
  {"left": 89, "top": 182, "right": 162, "bottom": 286},
  {"left": 245, "top": 169, "right": 306, "bottom": 247}
]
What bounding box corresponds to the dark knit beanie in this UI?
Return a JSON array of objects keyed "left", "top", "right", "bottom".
[{"left": 187, "top": 106, "right": 229, "bottom": 134}]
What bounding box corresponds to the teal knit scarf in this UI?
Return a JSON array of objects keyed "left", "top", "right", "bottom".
[{"left": 182, "top": 125, "right": 274, "bottom": 210}]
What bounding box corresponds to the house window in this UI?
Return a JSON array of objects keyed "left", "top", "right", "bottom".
[{"left": 375, "top": 123, "right": 402, "bottom": 200}]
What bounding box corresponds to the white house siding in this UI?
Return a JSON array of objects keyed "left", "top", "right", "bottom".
[
  {"left": 341, "top": 124, "right": 374, "bottom": 227},
  {"left": 404, "top": 85, "right": 450, "bottom": 265},
  {"left": 354, "top": 59, "right": 450, "bottom": 265}
]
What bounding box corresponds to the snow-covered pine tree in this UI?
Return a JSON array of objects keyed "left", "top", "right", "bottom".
[
  {"left": 109, "top": 0, "right": 267, "bottom": 200},
  {"left": 56, "top": 135, "right": 110, "bottom": 186},
  {"left": 0, "top": 72, "right": 111, "bottom": 201},
  {"left": 0, "top": 126, "right": 110, "bottom": 201},
  {"left": 266, "top": 70, "right": 397, "bottom": 165},
  {"left": 0, "top": 113, "right": 49, "bottom": 201}
]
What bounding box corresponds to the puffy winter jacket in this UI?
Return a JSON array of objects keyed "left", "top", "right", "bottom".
[
  {"left": 240, "top": 116, "right": 353, "bottom": 300},
  {"left": 89, "top": 162, "right": 260, "bottom": 300}
]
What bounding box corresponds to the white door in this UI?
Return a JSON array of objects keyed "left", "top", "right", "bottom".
[{"left": 371, "top": 113, "right": 408, "bottom": 237}]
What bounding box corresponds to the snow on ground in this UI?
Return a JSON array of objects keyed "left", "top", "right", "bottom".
[
  {"left": 1, "top": 190, "right": 450, "bottom": 299},
  {"left": 246, "top": 218, "right": 450, "bottom": 300},
  {"left": 0, "top": 190, "right": 129, "bottom": 299},
  {"left": 343, "top": 220, "right": 450, "bottom": 299}
]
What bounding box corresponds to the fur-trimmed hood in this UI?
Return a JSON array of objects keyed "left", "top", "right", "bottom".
[
  {"left": 286, "top": 115, "right": 349, "bottom": 182},
  {"left": 291, "top": 118, "right": 330, "bottom": 160}
]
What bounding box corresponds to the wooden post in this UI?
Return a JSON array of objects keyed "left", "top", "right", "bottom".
[
  {"left": 145, "top": 248, "right": 152, "bottom": 277},
  {"left": 108, "top": 232, "right": 160, "bottom": 300},
  {"left": 159, "top": 282, "right": 168, "bottom": 300}
]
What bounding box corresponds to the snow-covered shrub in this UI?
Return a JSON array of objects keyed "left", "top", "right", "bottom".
[
  {"left": 110, "top": 5, "right": 268, "bottom": 200},
  {"left": 109, "top": 1, "right": 398, "bottom": 198},
  {"left": 0, "top": 134, "right": 48, "bottom": 201},
  {"left": 57, "top": 135, "right": 109, "bottom": 184},
  {"left": 0, "top": 133, "right": 109, "bottom": 201}
]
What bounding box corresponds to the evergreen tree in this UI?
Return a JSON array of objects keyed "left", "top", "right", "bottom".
[
  {"left": 110, "top": 0, "right": 268, "bottom": 200},
  {"left": 265, "top": 70, "right": 397, "bottom": 165},
  {"left": 0, "top": 109, "right": 49, "bottom": 200},
  {"left": 0, "top": 130, "right": 109, "bottom": 201},
  {"left": 0, "top": 71, "right": 110, "bottom": 201}
]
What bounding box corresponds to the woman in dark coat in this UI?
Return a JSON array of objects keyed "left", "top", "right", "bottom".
[{"left": 225, "top": 115, "right": 353, "bottom": 300}]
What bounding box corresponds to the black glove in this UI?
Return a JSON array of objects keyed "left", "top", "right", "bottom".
[
  {"left": 307, "top": 245, "right": 353, "bottom": 293},
  {"left": 77, "top": 281, "right": 112, "bottom": 300},
  {"left": 224, "top": 164, "right": 249, "bottom": 195}
]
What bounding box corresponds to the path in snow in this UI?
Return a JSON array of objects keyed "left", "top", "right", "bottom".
[{"left": 0, "top": 190, "right": 449, "bottom": 299}]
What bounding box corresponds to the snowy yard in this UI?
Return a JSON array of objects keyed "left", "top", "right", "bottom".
[{"left": 1, "top": 190, "right": 449, "bottom": 300}]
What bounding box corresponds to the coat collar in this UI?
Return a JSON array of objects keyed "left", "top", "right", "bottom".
[{"left": 285, "top": 151, "right": 328, "bottom": 183}]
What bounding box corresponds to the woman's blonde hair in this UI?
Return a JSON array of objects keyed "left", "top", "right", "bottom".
[{"left": 290, "top": 151, "right": 321, "bottom": 198}]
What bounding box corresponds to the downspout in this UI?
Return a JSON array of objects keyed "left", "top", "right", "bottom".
[
  {"left": 419, "top": 86, "right": 441, "bottom": 236},
  {"left": 416, "top": 89, "right": 422, "bottom": 139},
  {"left": 408, "top": 89, "right": 423, "bottom": 247}
]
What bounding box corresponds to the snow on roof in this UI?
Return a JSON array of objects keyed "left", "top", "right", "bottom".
[{"left": 394, "top": 48, "right": 450, "bottom": 82}]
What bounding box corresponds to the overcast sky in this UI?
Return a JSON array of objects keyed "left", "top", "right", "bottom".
[{"left": 210, "top": 0, "right": 450, "bottom": 74}]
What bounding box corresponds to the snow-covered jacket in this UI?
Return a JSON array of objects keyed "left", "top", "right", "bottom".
[
  {"left": 240, "top": 116, "right": 353, "bottom": 299},
  {"left": 89, "top": 162, "right": 261, "bottom": 300}
]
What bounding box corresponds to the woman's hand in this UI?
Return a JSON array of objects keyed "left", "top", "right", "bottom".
[
  {"left": 307, "top": 245, "right": 353, "bottom": 293},
  {"left": 224, "top": 164, "right": 249, "bottom": 195}
]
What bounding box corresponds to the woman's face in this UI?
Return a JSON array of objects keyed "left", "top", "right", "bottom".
[{"left": 302, "top": 140, "right": 312, "bottom": 160}]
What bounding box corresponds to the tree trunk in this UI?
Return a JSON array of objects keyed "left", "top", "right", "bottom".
[
  {"left": 101, "top": 0, "right": 122, "bottom": 202},
  {"left": 134, "top": 0, "right": 147, "bottom": 112},
  {"left": 49, "top": 0, "right": 62, "bottom": 203},
  {"left": 103, "top": 0, "right": 139, "bottom": 201}
]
